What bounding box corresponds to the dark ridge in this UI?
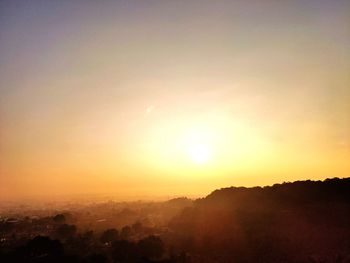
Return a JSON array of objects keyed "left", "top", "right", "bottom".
[{"left": 198, "top": 177, "right": 350, "bottom": 205}]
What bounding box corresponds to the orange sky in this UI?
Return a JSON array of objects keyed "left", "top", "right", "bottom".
[{"left": 0, "top": 1, "right": 349, "bottom": 202}]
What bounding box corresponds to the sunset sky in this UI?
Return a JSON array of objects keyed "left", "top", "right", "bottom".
[{"left": 1, "top": 0, "right": 349, "bottom": 202}]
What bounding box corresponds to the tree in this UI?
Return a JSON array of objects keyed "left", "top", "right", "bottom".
[
  {"left": 137, "top": 235, "right": 164, "bottom": 260},
  {"left": 53, "top": 214, "right": 66, "bottom": 224},
  {"left": 55, "top": 224, "right": 77, "bottom": 240},
  {"left": 132, "top": 222, "right": 143, "bottom": 233},
  {"left": 111, "top": 240, "right": 137, "bottom": 262},
  {"left": 120, "top": 226, "right": 132, "bottom": 240},
  {"left": 100, "top": 229, "right": 119, "bottom": 245},
  {"left": 13, "top": 236, "right": 64, "bottom": 262}
]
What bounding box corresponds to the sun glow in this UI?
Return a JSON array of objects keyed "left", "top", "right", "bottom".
[
  {"left": 140, "top": 113, "right": 274, "bottom": 176},
  {"left": 188, "top": 143, "right": 212, "bottom": 164}
]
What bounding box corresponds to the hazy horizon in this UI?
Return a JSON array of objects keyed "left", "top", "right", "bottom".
[{"left": 1, "top": 0, "right": 349, "bottom": 202}]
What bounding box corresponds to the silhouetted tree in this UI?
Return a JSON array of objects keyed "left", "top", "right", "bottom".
[
  {"left": 55, "top": 224, "right": 77, "bottom": 240},
  {"left": 120, "top": 225, "right": 132, "bottom": 240},
  {"left": 100, "top": 228, "right": 119, "bottom": 244},
  {"left": 132, "top": 222, "right": 143, "bottom": 234},
  {"left": 12, "top": 236, "right": 64, "bottom": 262},
  {"left": 111, "top": 240, "right": 138, "bottom": 263},
  {"left": 53, "top": 214, "right": 66, "bottom": 224},
  {"left": 138, "top": 235, "right": 164, "bottom": 260}
]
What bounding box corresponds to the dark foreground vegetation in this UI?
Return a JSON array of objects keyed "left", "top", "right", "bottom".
[{"left": 1, "top": 178, "right": 350, "bottom": 262}]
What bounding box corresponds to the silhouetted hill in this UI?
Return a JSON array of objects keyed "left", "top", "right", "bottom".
[
  {"left": 169, "top": 178, "right": 350, "bottom": 262},
  {"left": 165, "top": 197, "right": 193, "bottom": 207},
  {"left": 196, "top": 178, "right": 350, "bottom": 210}
]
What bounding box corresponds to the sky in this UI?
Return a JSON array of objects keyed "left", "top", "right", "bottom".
[{"left": 0, "top": 0, "right": 349, "bottom": 202}]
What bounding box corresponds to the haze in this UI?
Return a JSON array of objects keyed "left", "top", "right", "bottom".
[{"left": 0, "top": 0, "right": 349, "bottom": 202}]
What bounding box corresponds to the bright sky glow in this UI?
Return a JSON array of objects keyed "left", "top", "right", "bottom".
[{"left": 0, "top": 0, "right": 349, "bottom": 201}]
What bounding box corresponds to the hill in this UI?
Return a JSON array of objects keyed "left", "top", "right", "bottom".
[{"left": 169, "top": 178, "right": 350, "bottom": 262}]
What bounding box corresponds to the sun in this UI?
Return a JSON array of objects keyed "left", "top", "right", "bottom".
[{"left": 188, "top": 143, "right": 212, "bottom": 164}]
